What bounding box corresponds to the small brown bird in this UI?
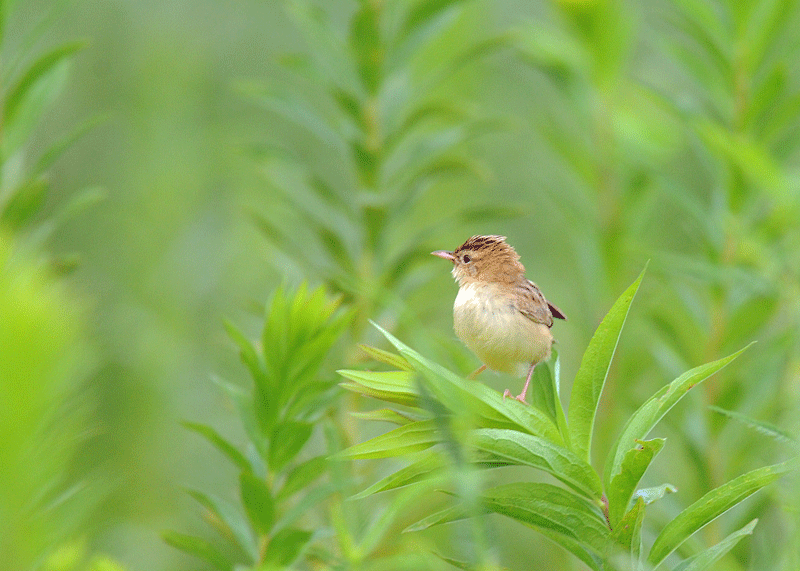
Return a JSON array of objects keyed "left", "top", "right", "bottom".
[{"left": 432, "top": 235, "right": 566, "bottom": 403}]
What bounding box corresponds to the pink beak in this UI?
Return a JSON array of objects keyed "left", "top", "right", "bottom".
[{"left": 431, "top": 250, "right": 456, "bottom": 262}]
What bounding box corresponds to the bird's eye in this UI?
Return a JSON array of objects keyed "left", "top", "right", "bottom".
[{"left": 462, "top": 254, "right": 471, "bottom": 263}]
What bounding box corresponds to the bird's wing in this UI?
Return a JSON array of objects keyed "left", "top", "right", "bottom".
[{"left": 515, "top": 280, "right": 555, "bottom": 327}]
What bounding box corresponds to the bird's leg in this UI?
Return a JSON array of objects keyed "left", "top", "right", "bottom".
[
  {"left": 503, "top": 363, "right": 536, "bottom": 405},
  {"left": 468, "top": 364, "right": 487, "bottom": 380}
]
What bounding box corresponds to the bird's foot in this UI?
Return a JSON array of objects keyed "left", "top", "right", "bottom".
[
  {"left": 468, "top": 364, "right": 488, "bottom": 380},
  {"left": 502, "top": 389, "right": 528, "bottom": 405}
]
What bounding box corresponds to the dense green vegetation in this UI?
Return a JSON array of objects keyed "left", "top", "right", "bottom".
[{"left": 1, "top": 0, "right": 798, "bottom": 569}]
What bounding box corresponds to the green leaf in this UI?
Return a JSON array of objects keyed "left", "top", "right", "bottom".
[
  {"left": 350, "top": 450, "right": 447, "bottom": 499},
  {"left": 709, "top": 405, "right": 798, "bottom": 444},
  {"left": 603, "top": 344, "right": 751, "bottom": 490},
  {"left": 0, "top": 176, "right": 48, "bottom": 231},
  {"left": 337, "top": 419, "right": 441, "bottom": 459},
  {"left": 182, "top": 422, "right": 251, "bottom": 474},
  {"left": 610, "top": 497, "right": 646, "bottom": 559},
  {"left": 432, "top": 553, "right": 475, "bottom": 571},
  {"left": 350, "top": 408, "right": 417, "bottom": 425},
  {"left": 162, "top": 531, "right": 231, "bottom": 570},
  {"left": 357, "top": 482, "right": 443, "bottom": 556},
  {"left": 3, "top": 41, "right": 85, "bottom": 155},
  {"left": 695, "top": 119, "right": 788, "bottom": 193},
  {"left": 527, "top": 358, "right": 558, "bottom": 424},
  {"left": 527, "top": 350, "right": 569, "bottom": 441},
  {"left": 211, "top": 375, "right": 266, "bottom": 466},
  {"left": 671, "top": 519, "right": 758, "bottom": 571},
  {"left": 647, "top": 460, "right": 796, "bottom": 566},
  {"left": 224, "top": 320, "right": 269, "bottom": 399},
  {"left": 33, "top": 113, "right": 106, "bottom": 175},
  {"left": 185, "top": 489, "right": 257, "bottom": 562},
  {"left": 480, "top": 483, "right": 609, "bottom": 554},
  {"left": 358, "top": 343, "right": 413, "bottom": 371},
  {"left": 338, "top": 369, "right": 419, "bottom": 406},
  {"left": 634, "top": 483, "right": 677, "bottom": 505},
  {"left": 285, "top": 0, "right": 363, "bottom": 96},
  {"left": 350, "top": 2, "right": 381, "bottom": 94},
  {"left": 468, "top": 429, "right": 603, "bottom": 500},
  {"left": 409, "top": 483, "right": 608, "bottom": 568},
  {"left": 606, "top": 438, "right": 665, "bottom": 528},
  {"left": 264, "top": 527, "right": 313, "bottom": 566},
  {"left": 373, "top": 322, "right": 563, "bottom": 442},
  {"left": 274, "top": 482, "right": 337, "bottom": 532},
  {"left": 239, "top": 473, "right": 275, "bottom": 535},
  {"left": 742, "top": 0, "right": 794, "bottom": 75},
  {"left": 399, "top": 0, "right": 465, "bottom": 38},
  {"left": 568, "top": 267, "right": 645, "bottom": 462},
  {"left": 268, "top": 421, "right": 313, "bottom": 472},
  {"left": 278, "top": 455, "right": 327, "bottom": 501}
]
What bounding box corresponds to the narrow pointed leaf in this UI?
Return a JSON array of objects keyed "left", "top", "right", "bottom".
[
  {"left": 33, "top": 114, "right": 106, "bottom": 175},
  {"left": 358, "top": 344, "right": 413, "bottom": 371},
  {"left": 338, "top": 419, "right": 440, "bottom": 459},
  {"left": 568, "top": 267, "right": 645, "bottom": 462},
  {"left": 240, "top": 473, "right": 275, "bottom": 535},
  {"left": 185, "top": 489, "right": 257, "bottom": 561},
  {"left": 610, "top": 497, "right": 646, "bottom": 558},
  {"left": 268, "top": 421, "right": 313, "bottom": 472},
  {"left": 634, "top": 483, "right": 677, "bottom": 505},
  {"left": 278, "top": 456, "right": 327, "bottom": 501},
  {"left": 468, "top": 429, "right": 603, "bottom": 500},
  {"left": 4, "top": 41, "right": 84, "bottom": 125},
  {"left": 264, "top": 527, "right": 313, "bottom": 566},
  {"left": 527, "top": 358, "right": 558, "bottom": 425},
  {"left": 338, "top": 369, "right": 419, "bottom": 406},
  {"left": 480, "top": 483, "right": 609, "bottom": 553},
  {"left": 648, "top": 460, "right": 796, "bottom": 566},
  {"left": 0, "top": 177, "right": 48, "bottom": 230},
  {"left": 351, "top": 451, "right": 447, "bottom": 499},
  {"left": 182, "top": 422, "right": 251, "bottom": 474},
  {"left": 162, "top": 532, "right": 231, "bottom": 570},
  {"left": 350, "top": 408, "right": 418, "bottom": 425},
  {"left": 672, "top": 519, "right": 758, "bottom": 571},
  {"left": 709, "top": 405, "right": 797, "bottom": 444},
  {"left": 372, "top": 322, "right": 562, "bottom": 442},
  {"left": 604, "top": 344, "right": 752, "bottom": 489},
  {"left": 607, "top": 438, "right": 665, "bottom": 527}
]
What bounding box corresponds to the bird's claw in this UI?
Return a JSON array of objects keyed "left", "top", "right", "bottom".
[{"left": 502, "top": 389, "right": 528, "bottom": 405}]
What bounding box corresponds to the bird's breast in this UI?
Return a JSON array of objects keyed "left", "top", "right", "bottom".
[{"left": 453, "top": 283, "right": 552, "bottom": 374}]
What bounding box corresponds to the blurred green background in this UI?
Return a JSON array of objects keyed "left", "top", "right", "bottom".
[{"left": 3, "top": 0, "right": 799, "bottom": 569}]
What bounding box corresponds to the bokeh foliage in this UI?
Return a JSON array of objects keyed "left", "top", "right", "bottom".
[{"left": 6, "top": 0, "right": 799, "bottom": 569}]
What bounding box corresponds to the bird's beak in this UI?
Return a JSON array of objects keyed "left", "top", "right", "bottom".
[{"left": 431, "top": 250, "right": 456, "bottom": 262}]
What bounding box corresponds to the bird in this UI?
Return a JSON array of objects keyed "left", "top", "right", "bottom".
[{"left": 431, "top": 235, "right": 566, "bottom": 404}]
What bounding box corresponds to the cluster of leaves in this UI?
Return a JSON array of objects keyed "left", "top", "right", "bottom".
[
  {"left": 242, "top": 0, "right": 514, "bottom": 336},
  {"left": 0, "top": 3, "right": 120, "bottom": 571},
  {"left": 640, "top": 0, "right": 800, "bottom": 465},
  {"left": 339, "top": 269, "right": 795, "bottom": 570},
  {"left": 505, "top": 2, "right": 800, "bottom": 564},
  {"left": 166, "top": 284, "right": 354, "bottom": 569},
  {"left": 0, "top": 1, "right": 101, "bottom": 262}
]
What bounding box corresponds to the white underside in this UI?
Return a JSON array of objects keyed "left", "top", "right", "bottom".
[{"left": 453, "top": 282, "right": 553, "bottom": 375}]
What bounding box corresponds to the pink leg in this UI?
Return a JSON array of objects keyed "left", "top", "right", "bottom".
[
  {"left": 503, "top": 363, "right": 535, "bottom": 404},
  {"left": 469, "top": 364, "right": 487, "bottom": 379}
]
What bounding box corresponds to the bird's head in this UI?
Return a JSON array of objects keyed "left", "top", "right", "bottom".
[{"left": 432, "top": 235, "right": 525, "bottom": 285}]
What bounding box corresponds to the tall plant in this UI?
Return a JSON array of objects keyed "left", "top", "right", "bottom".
[
  {"left": 241, "top": 0, "right": 511, "bottom": 338},
  {"left": 0, "top": 1, "right": 101, "bottom": 259},
  {"left": 168, "top": 284, "right": 454, "bottom": 570},
  {"left": 506, "top": 1, "right": 800, "bottom": 565},
  {"left": 339, "top": 269, "right": 796, "bottom": 570},
  {"left": 0, "top": 2, "right": 112, "bottom": 570}
]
